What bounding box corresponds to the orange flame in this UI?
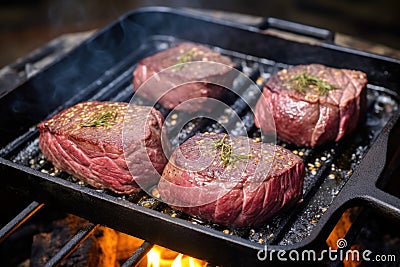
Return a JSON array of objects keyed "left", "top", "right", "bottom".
[{"left": 145, "top": 245, "right": 207, "bottom": 267}]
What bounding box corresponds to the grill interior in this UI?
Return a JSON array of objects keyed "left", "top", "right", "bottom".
[{"left": 3, "top": 35, "right": 399, "bottom": 251}]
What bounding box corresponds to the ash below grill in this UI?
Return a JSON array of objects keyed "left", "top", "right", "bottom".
[{"left": 1, "top": 7, "right": 400, "bottom": 266}]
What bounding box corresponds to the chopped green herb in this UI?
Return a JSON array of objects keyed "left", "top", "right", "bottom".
[
  {"left": 81, "top": 110, "right": 117, "bottom": 127},
  {"left": 178, "top": 50, "right": 196, "bottom": 64},
  {"left": 214, "top": 134, "right": 252, "bottom": 166},
  {"left": 173, "top": 49, "right": 196, "bottom": 70},
  {"left": 289, "top": 72, "right": 337, "bottom": 96}
]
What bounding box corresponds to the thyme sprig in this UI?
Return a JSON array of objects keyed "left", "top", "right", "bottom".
[
  {"left": 81, "top": 110, "right": 117, "bottom": 127},
  {"left": 173, "top": 49, "right": 196, "bottom": 70},
  {"left": 214, "top": 134, "right": 252, "bottom": 166},
  {"left": 289, "top": 72, "right": 337, "bottom": 96},
  {"left": 178, "top": 50, "right": 196, "bottom": 64}
]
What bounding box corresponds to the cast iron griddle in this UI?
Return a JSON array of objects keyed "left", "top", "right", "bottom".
[{"left": 1, "top": 7, "right": 400, "bottom": 266}]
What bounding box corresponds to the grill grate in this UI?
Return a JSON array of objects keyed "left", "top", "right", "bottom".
[
  {"left": 44, "top": 222, "right": 98, "bottom": 267},
  {"left": 0, "top": 201, "right": 43, "bottom": 243},
  {"left": 121, "top": 241, "right": 154, "bottom": 267},
  {"left": 0, "top": 202, "right": 154, "bottom": 266},
  {"left": 1, "top": 35, "right": 399, "bottom": 265}
]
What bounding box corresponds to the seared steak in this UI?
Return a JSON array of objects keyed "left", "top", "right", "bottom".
[
  {"left": 133, "top": 42, "right": 234, "bottom": 112},
  {"left": 254, "top": 64, "right": 368, "bottom": 147},
  {"left": 37, "top": 101, "right": 168, "bottom": 194},
  {"left": 158, "top": 133, "right": 304, "bottom": 227}
]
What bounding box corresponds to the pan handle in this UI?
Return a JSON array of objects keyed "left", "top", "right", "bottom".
[
  {"left": 256, "top": 17, "right": 335, "bottom": 43},
  {"left": 361, "top": 188, "right": 400, "bottom": 220},
  {"left": 293, "top": 113, "right": 400, "bottom": 251},
  {"left": 341, "top": 112, "right": 400, "bottom": 219}
]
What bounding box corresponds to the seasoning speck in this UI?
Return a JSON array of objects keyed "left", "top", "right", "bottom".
[
  {"left": 151, "top": 188, "right": 160, "bottom": 198},
  {"left": 256, "top": 77, "right": 264, "bottom": 85}
]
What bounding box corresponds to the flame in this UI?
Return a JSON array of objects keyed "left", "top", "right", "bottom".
[
  {"left": 171, "top": 254, "right": 183, "bottom": 267},
  {"left": 145, "top": 245, "right": 207, "bottom": 267},
  {"left": 147, "top": 249, "right": 160, "bottom": 267}
]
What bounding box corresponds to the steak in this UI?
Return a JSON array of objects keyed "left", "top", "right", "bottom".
[
  {"left": 254, "top": 64, "right": 368, "bottom": 147},
  {"left": 37, "top": 101, "right": 168, "bottom": 194},
  {"left": 133, "top": 42, "right": 235, "bottom": 112},
  {"left": 158, "top": 133, "right": 304, "bottom": 227}
]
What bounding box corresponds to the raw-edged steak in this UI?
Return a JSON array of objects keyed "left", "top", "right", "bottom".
[
  {"left": 254, "top": 64, "right": 367, "bottom": 147},
  {"left": 158, "top": 133, "right": 304, "bottom": 227},
  {"left": 133, "top": 42, "right": 235, "bottom": 112},
  {"left": 37, "top": 101, "right": 168, "bottom": 194}
]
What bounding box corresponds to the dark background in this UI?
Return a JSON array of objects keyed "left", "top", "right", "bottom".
[{"left": 1, "top": 0, "right": 399, "bottom": 68}]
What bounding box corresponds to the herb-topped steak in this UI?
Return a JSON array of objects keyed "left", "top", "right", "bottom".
[
  {"left": 37, "top": 101, "right": 168, "bottom": 194},
  {"left": 133, "top": 42, "right": 235, "bottom": 112},
  {"left": 158, "top": 133, "right": 305, "bottom": 227},
  {"left": 254, "top": 64, "right": 368, "bottom": 147}
]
